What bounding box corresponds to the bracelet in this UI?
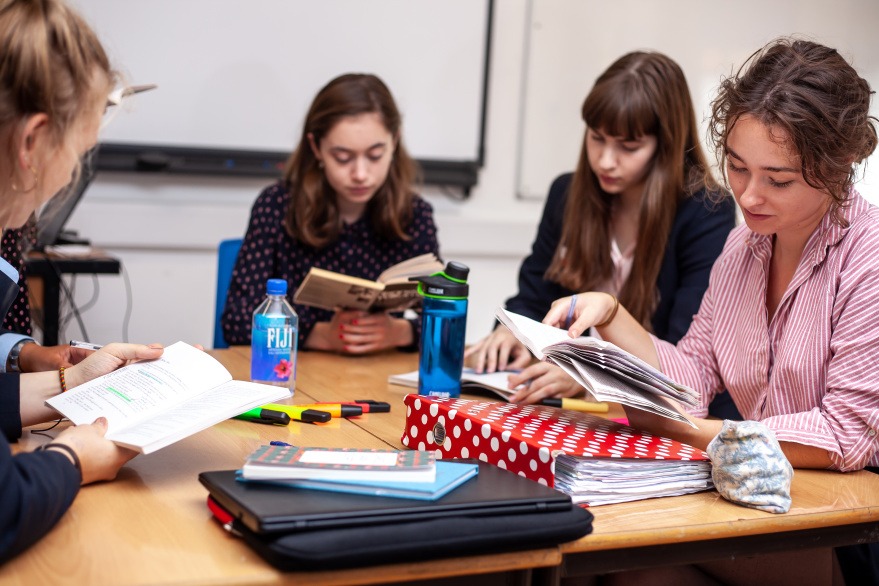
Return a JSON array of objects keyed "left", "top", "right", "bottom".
[
  {"left": 595, "top": 294, "right": 620, "bottom": 328},
  {"left": 38, "top": 443, "right": 82, "bottom": 475},
  {"left": 59, "top": 367, "right": 68, "bottom": 393}
]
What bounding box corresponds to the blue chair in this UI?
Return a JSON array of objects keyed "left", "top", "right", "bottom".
[{"left": 213, "top": 238, "right": 243, "bottom": 349}]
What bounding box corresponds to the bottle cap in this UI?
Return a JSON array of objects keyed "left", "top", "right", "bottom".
[
  {"left": 267, "top": 278, "right": 287, "bottom": 295},
  {"left": 411, "top": 261, "right": 469, "bottom": 299}
]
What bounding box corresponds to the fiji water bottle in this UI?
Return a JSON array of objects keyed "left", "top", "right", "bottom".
[
  {"left": 414, "top": 262, "right": 469, "bottom": 398},
  {"left": 251, "top": 278, "right": 298, "bottom": 389}
]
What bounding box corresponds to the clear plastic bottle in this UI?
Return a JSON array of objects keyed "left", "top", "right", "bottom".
[
  {"left": 251, "top": 278, "right": 298, "bottom": 389},
  {"left": 414, "top": 261, "right": 469, "bottom": 398}
]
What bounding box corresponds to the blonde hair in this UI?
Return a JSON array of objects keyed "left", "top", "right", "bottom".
[{"left": 0, "top": 0, "right": 115, "bottom": 191}]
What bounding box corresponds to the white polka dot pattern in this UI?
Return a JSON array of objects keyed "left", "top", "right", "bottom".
[
  {"left": 400, "top": 394, "right": 708, "bottom": 487},
  {"left": 220, "top": 182, "right": 439, "bottom": 347}
]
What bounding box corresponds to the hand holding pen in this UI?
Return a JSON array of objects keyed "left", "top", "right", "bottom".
[
  {"left": 544, "top": 292, "right": 620, "bottom": 338},
  {"left": 13, "top": 340, "right": 96, "bottom": 372}
]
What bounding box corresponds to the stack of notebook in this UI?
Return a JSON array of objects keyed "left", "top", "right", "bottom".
[{"left": 240, "top": 444, "right": 478, "bottom": 501}]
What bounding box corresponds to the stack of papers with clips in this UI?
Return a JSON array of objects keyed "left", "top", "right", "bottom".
[
  {"left": 553, "top": 454, "right": 714, "bottom": 506},
  {"left": 495, "top": 308, "right": 698, "bottom": 425}
]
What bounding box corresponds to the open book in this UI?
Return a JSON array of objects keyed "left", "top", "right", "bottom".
[
  {"left": 388, "top": 368, "right": 522, "bottom": 402},
  {"left": 293, "top": 253, "right": 444, "bottom": 312},
  {"left": 46, "top": 342, "right": 291, "bottom": 454},
  {"left": 495, "top": 308, "right": 698, "bottom": 425}
]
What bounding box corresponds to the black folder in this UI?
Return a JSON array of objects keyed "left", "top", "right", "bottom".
[{"left": 199, "top": 459, "right": 573, "bottom": 535}]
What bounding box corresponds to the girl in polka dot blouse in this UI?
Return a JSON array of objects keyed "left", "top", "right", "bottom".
[{"left": 221, "top": 74, "right": 439, "bottom": 354}]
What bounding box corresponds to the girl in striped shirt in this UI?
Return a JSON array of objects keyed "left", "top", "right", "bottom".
[
  {"left": 546, "top": 38, "right": 879, "bottom": 473},
  {"left": 545, "top": 37, "right": 879, "bottom": 585}
]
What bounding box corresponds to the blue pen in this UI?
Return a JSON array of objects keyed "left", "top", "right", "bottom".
[
  {"left": 565, "top": 294, "right": 578, "bottom": 329},
  {"left": 270, "top": 440, "right": 292, "bottom": 447}
]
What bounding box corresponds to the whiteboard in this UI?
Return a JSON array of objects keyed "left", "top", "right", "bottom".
[
  {"left": 72, "top": 0, "right": 489, "bottom": 163},
  {"left": 516, "top": 0, "right": 879, "bottom": 201}
]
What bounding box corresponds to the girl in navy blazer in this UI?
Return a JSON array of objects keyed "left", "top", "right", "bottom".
[{"left": 467, "top": 51, "right": 736, "bottom": 407}]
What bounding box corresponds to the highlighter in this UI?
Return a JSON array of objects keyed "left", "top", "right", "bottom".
[
  {"left": 260, "top": 403, "right": 333, "bottom": 423},
  {"left": 540, "top": 397, "right": 609, "bottom": 413},
  {"left": 234, "top": 408, "right": 291, "bottom": 426},
  {"left": 291, "top": 403, "right": 363, "bottom": 418},
  {"left": 309, "top": 401, "right": 391, "bottom": 414}
]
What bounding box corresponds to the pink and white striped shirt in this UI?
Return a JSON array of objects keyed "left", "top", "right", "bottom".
[{"left": 653, "top": 191, "right": 879, "bottom": 471}]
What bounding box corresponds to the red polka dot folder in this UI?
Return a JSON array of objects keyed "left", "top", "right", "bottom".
[{"left": 401, "top": 395, "right": 713, "bottom": 504}]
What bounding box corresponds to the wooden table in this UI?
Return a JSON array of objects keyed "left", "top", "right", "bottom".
[
  {"left": 242, "top": 348, "right": 879, "bottom": 583},
  {"left": 0, "top": 349, "right": 559, "bottom": 586},
  {"left": 2, "top": 347, "right": 878, "bottom": 585}
]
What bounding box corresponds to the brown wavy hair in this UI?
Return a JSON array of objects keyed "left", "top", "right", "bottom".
[
  {"left": 282, "top": 73, "right": 420, "bottom": 248},
  {"left": 545, "top": 51, "right": 717, "bottom": 328},
  {"left": 0, "top": 0, "right": 114, "bottom": 195},
  {"left": 709, "top": 38, "right": 877, "bottom": 226}
]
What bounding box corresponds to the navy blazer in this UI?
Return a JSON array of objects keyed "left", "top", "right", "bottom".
[
  {"left": 505, "top": 173, "right": 737, "bottom": 344},
  {"left": 0, "top": 374, "right": 80, "bottom": 563}
]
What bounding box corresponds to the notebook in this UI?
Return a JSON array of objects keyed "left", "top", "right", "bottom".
[{"left": 198, "top": 459, "right": 572, "bottom": 535}]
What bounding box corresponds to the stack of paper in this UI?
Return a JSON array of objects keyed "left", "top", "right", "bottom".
[
  {"left": 495, "top": 308, "right": 698, "bottom": 425},
  {"left": 553, "top": 454, "right": 714, "bottom": 506}
]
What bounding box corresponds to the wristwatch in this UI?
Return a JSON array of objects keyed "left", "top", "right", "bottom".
[{"left": 7, "top": 339, "right": 35, "bottom": 373}]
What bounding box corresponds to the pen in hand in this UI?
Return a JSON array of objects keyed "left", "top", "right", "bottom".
[
  {"left": 69, "top": 339, "right": 103, "bottom": 351},
  {"left": 564, "top": 295, "right": 578, "bottom": 329}
]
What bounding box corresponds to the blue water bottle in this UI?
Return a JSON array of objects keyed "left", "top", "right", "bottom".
[
  {"left": 414, "top": 262, "right": 469, "bottom": 398},
  {"left": 251, "top": 278, "right": 298, "bottom": 389}
]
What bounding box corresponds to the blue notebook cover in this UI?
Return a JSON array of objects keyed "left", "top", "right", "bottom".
[{"left": 237, "top": 460, "right": 478, "bottom": 501}]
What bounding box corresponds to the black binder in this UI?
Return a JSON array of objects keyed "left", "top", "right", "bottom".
[{"left": 200, "top": 460, "right": 594, "bottom": 570}]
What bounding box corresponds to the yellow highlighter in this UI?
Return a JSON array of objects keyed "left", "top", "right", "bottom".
[
  {"left": 540, "top": 397, "right": 609, "bottom": 413},
  {"left": 259, "top": 404, "right": 332, "bottom": 423}
]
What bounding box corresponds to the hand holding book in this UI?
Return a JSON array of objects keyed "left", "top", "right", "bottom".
[
  {"left": 495, "top": 308, "right": 697, "bottom": 425},
  {"left": 293, "top": 253, "right": 443, "bottom": 312}
]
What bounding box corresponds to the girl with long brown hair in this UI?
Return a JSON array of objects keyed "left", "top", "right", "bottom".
[
  {"left": 222, "top": 73, "right": 439, "bottom": 354},
  {"left": 468, "top": 51, "right": 736, "bottom": 405}
]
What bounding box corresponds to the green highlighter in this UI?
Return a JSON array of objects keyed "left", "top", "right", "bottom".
[{"left": 234, "top": 407, "right": 291, "bottom": 426}]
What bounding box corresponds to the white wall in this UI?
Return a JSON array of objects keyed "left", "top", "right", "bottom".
[{"left": 49, "top": 0, "right": 879, "bottom": 349}]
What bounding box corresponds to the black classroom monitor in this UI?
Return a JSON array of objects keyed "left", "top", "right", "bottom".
[{"left": 35, "top": 155, "right": 96, "bottom": 250}]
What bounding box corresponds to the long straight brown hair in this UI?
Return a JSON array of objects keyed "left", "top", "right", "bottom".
[
  {"left": 546, "top": 51, "right": 717, "bottom": 328},
  {"left": 282, "top": 73, "right": 419, "bottom": 248}
]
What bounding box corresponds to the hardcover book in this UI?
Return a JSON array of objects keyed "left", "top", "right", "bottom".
[
  {"left": 241, "top": 460, "right": 478, "bottom": 501},
  {"left": 242, "top": 445, "right": 437, "bottom": 483},
  {"left": 293, "top": 253, "right": 443, "bottom": 312}
]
